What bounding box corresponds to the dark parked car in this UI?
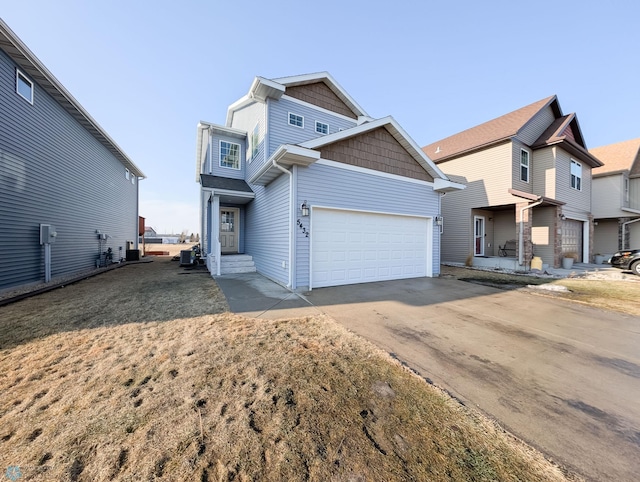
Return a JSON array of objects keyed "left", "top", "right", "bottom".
[{"left": 609, "top": 249, "right": 640, "bottom": 275}]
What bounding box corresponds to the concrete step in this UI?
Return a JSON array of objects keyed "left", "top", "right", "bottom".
[{"left": 219, "top": 254, "right": 256, "bottom": 274}]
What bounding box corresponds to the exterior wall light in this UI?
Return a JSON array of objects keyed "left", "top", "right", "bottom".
[
  {"left": 435, "top": 216, "right": 443, "bottom": 226},
  {"left": 301, "top": 201, "right": 309, "bottom": 217}
]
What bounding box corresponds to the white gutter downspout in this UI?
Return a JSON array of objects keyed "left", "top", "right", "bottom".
[
  {"left": 272, "top": 158, "right": 293, "bottom": 288},
  {"left": 622, "top": 217, "right": 640, "bottom": 248},
  {"left": 519, "top": 199, "right": 543, "bottom": 266}
]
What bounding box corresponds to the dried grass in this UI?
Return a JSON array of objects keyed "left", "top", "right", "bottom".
[{"left": 0, "top": 259, "right": 576, "bottom": 481}]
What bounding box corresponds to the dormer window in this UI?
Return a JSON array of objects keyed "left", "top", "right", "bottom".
[
  {"left": 570, "top": 159, "right": 582, "bottom": 191},
  {"left": 520, "top": 149, "right": 529, "bottom": 183},
  {"left": 16, "top": 69, "right": 33, "bottom": 104},
  {"left": 288, "top": 113, "right": 304, "bottom": 128}
]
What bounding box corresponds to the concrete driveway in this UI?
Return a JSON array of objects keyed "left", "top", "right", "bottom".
[{"left": 217, "top": 273, "right": 640, "bottom": 481}]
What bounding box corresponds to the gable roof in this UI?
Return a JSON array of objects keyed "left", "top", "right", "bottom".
[
  {"left": 301, "top": 116, "right": 448, "bottom": 182},
  {"left": 590, "top": 138, "right": 640, "bottom": 177},
  {"left": 226, "top": 72, "right": 370, "bottom": 126},
  {"left": 531, "top": 114, "right": 602, "bottom": 168},
  {"left": 272, "top": 72, "right": 369, "bottom": 119},
  {"left": 422, "top": 96, "right": 559, "bottom": 162},
  {"left": 0, "top": 18, "right": 145, "bottom": 178}
]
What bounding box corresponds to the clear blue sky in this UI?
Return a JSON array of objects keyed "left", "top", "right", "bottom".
[{"left": 3, "top": 1, "right": 639, "bottom": 235}]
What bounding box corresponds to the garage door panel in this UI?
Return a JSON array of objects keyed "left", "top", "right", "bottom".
[{"left": 312, "top": 208, "right": 430, "bottom": 288}]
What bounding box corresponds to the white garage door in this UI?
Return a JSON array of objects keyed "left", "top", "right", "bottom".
[{"left": 311, "top": 208, "right": 431, "bottom": 288}]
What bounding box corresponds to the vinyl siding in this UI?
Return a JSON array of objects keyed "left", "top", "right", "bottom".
[
  {"left": 554, "top": 147, "right": 592, "bottom": 218},
  {"left": 512, "top": 140, "right": 532, "bottom": 193},
  {"left": 493, "top": 210, "right": 516, "bottom": 255},
  {"left": 630, "top": 178, "right": 640, "bottom": 211},
  {"left": 207, "top": 134, "right": 246, "bottom": 180},
  {"left": 593, "top": 219, "right": 619, "bottom": 256},
  {"left": 517, "top": 105, "right": 556, "bottom": 145},
  {"left": 592, "top": 174, "right": 626, "bottom": 218},
  {"left": 531, "top": 146, "right": 556, "bottom": 198},
  {"left": 296, "top": 161, "right": 440, "bottom": 288},
  {"left": 0, "top": 48, "right": 138, "bottom": 291},
  {"left": 230, "top": 102, "right": 265, "bottom": 181},
  {"left": 630, "top": 222, "right": 640, "bottom": 249},
  {"left": 267, "top": 96, "right": 357, "bottom": 158},
  {"left": 438, "top": 142, "right": 519, "bottom": 263},
  {"left": 244, "top": 173, "right": 290, "bottom": 285},
  {"left": 531, "top": 206, "right": 556, "bottom": 266}
]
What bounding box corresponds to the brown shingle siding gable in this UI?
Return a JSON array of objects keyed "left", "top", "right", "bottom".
[
  {"left": 319, "top": 127, "right": 434, "bottom": 182},
  {"left": 285, "top": 82, "right": 358, "bottom": 119},
  {"left": 422, "top": 95, "right": 557, "bottom": 163}
]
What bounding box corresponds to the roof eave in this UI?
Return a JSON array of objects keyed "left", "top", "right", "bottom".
[{"left": 0, "top": 18, "right": 145, "bottom": 178}]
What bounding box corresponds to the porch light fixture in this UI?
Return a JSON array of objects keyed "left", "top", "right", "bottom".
[
  {"left": 435, "top": 216, "right": 443, "bottom": 226},
  {"left": 301, "top": 201, "right": 309, "bottom": 217},
  {"left": 560, "top": 214, "right": 566, "bottom": 220}
]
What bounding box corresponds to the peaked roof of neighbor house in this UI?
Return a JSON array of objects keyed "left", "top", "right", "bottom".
[
  {"left": 422, "top": 96, "right": 559, "bottom": 162},
  {"left": 0, "top": 18, "right": 145, "bottom": 178},
  {"left": 590, "top": 138, "right": 640, "bottom": 177}
]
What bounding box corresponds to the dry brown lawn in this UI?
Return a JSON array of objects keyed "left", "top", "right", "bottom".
[
  {"left": 0, "top": 258, "right": 578, "bottom": 481},
  {"left": 441, "top": 265, "right": 640, "bottom": 316}
]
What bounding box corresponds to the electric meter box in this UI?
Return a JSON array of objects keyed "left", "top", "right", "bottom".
[{"left": 40, "top": 224, "right": 57, "bottom": 244}]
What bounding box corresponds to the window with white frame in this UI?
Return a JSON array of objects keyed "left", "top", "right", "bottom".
[
  {"left": 315, "top": 121, "right": 329, "bottom": 135},
  {"left": 125, "top": 168, "right": 130, "bottom": 180},
  {"left": 220, "top": 141, "right": 241, "bottom": 169},
  {"left": 288, "top": 113, "right": 304, "bottom": 128},
  {"left": 131, "top": 173, "right": 135, "bottom": 185},
  {"left": 624, "top": 177, "right": 629, "bottom": 203},
  {"left": 249, "top": 124, "right": 259, "bottom": 161},
  {"left": 16, "top": 69, "right": 33, "bottom": 104},
  {"left": 570, "top": 159, "right": 582, "bottom": 190},
  {"left": 520, "top": 149, "right": 529, "bottom": 183}
]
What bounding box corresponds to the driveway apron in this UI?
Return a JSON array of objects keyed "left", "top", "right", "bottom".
[{"left": 303, "top": 277, "right": 640, "bottom": 482}]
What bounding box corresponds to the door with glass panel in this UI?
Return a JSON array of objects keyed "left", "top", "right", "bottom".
[{"left": 219, "top": 208, "right": 239, "bottom": 254}]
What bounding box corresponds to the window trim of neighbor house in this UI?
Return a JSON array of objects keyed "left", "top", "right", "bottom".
[
  {"left": 624, "top": 176, "right": 629, "bottom": 203},
  {"left": 288, "top": 112, "right": 304, "bottom": 128},
  {"left": 570, "top": 159, "right": 582, "bottom": 191},
  {"left": 315, "top": 121, "right": 329, "bottom": 135},
  {"left": 520, "top": 149, "right": 530, "bottom": 183},
  {"left": 16, "top": 68, "right": 34, "bottom": 104},
  {"left": 219, "top": 140, "right": 241, "bottom": 170}
]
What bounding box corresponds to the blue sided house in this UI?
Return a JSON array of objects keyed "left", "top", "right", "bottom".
[{"left": 196, "top": 72, "right": 463, "bottom": 290}]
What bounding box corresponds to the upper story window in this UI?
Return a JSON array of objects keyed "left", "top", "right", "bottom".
[
  {"left": 570, "top": 159, "right": 582, "bottom": 191},
  {"left": 624, "top": 177, "right": 630, "bottom": 203},
  {"left": 125, "top": 168, "right": 130, "bottom": 180},
  {"left": 520, "top": 149, "right": 529, "bottom": 183},
  {"left": 220, "top": 140, "right": 241, "bottom": 170},
  {"left": 16, "top": 69, "right": 34, "bottom": 104},
  {"left": 315, "top": 121, "right": 329, "bottom": 135},
  {"left": 288, "top": 113, "right": 304, "bottom": 128},
  {"left": 249, "top": 124, "right": 259, "bottom": 162}
]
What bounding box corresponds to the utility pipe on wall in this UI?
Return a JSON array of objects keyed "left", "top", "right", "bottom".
[{"left": 519, "top": 199, "right": 543, "bottom": 266}]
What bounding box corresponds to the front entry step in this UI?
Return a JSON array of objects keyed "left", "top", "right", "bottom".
[{"left": 220, "top": 254, "right": 256, "bottom": 274}]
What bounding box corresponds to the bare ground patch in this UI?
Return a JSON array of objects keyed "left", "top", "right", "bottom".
[
  {"left": 0, "top": 258, "right": 578, "bottom": 481},
  {"left": 441, "top": 265, "right": 640, "bottom": 316}
]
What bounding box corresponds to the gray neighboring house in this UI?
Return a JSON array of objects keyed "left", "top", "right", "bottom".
[{"left": 0, "top": 18, "right": 145, "bottom": 292}]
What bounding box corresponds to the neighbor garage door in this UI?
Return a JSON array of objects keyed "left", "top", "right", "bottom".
[{"left": 311, "top": 208, "right": 430, "bottom": 288}]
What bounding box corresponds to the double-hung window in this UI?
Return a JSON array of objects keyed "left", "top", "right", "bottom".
[
  {"left": 570, "top": 159, "right": 582, "bottom": 190},
  {"left": 520, "top": 149, "right": 529, "bottom": 183},
  {"left": 16, "top": 69, "right": 34, "bottom": 104},
  {"left": 220, "top": 141, "right": 241, "bottom": 169},
  {"left": 288, "top": 113, "right": 304, "bottom": 128},
  {"left": 249, "top": 124, "right": 259, "bottom": 161}
]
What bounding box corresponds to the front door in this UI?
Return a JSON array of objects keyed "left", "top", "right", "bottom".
[
  {"left": 220, "top": 208, "right": 239, "bottom": 254},
  {"left": 474, "top": 216, "right": 485, "bottom": 256}
]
